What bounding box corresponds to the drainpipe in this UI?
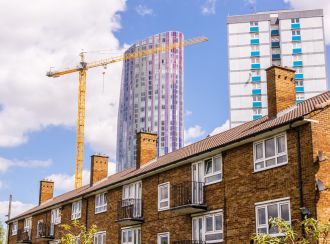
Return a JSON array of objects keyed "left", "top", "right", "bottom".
[
  {"left": 295, "top": 127, "right": 305, "bottom": 236},
  {"left": 85, "top": 197, "right": 89, "bottom": 228}
]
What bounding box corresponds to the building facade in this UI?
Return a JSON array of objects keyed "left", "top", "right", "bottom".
[
  {"left": 227, "top": 9, "right": 328, "bottom": 128},
  {"left": 116, "top": 31, "right": 184, "bottom": 172},
  {"left": 7, "top": 66, "right": 330, "bottom": 244}
]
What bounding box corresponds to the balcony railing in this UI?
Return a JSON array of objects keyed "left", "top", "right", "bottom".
[
  {"left": 173, "top": 241, "right": 206, "bottom": 244},
  {"left": 172, "top": 181, "right": 206, "bottom": 214},
  {"left": 17, "top": 229, "right": 32, "bottom": 243},
  {"left": 36, "top": 222, "right": 54, "bottom": 240},
  {"left": 117, "top": 198, "right": 143, "bottom": 225}
]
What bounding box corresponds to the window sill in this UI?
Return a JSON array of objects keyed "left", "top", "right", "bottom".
[
  {"left": 205, "top": 179, "right": 222, "bottom": 186},
  {"left": 253, "top": 162, "right": 288, "bottom": 173},
  {"left": 158, "top": 207, "right": 170, "bottom": 212},
  {"left": 71, "top": 217, "right": 81, "bottom": 221},
  {"left": 95, "top": 209, "right": 107, "bottom": 215}
]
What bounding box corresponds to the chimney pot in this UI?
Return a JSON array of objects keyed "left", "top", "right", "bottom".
[
  {"left": 90, "top": 154, "right": 108, "bottom": 185},
  {"left": 266, "top": 65, "right": 296, "bottom": 118},
  {"left": 39, "top": 180, "right": 54, "bottom": 205},
  {"left": 136, "top": 132, "right": 158, "bottom": 169}
]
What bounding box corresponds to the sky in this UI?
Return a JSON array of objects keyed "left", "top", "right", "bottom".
[{"left": 0, "top": 0, "right": 330, "bottom": 223}]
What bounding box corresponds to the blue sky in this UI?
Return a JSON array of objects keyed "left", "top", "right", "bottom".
[{"left": 0, "top": 0, "right": 329, "bottom": 221}]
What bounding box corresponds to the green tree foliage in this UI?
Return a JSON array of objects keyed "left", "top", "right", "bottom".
[
  {"left": 252, "top": 217, "right": 330, "bottom": 244},
  {"left": 0, "top": 221, "right": 5, "bottom": 244},
  {"left": 59, "top": 220, "right": 97, "bottom": 244}
]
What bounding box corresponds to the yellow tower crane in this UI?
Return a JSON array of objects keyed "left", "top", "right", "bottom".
[{"left": 47, "top": 36, "right": 208, "bottom": 189}]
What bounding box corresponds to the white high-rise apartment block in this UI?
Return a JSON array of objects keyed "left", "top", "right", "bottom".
[{"left": 227, "top": 9, "right": 328, "bottom": 128}]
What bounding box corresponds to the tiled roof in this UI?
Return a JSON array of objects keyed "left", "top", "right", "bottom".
[{"left": 9, "top": 91, "right": 330, "bottom": 222}]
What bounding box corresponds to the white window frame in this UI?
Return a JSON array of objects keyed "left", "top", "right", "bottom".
[
  {"left": 295, "top": 67, "right": 303, "bottom": 74},
  {"left": 93, "top": 231, "right": 106, "bottom": 244},
  {"left": 51, "top": 208, "right": 61, "bottom": 225},
  {"left": 250, "top": 21, "right": 258, "bottom": 27},
  {"left": 12, "top": 222, "right": 18, "bottom": 236},
  {"left": 252, "top": 83, "right": 261, "bottom": 89},
  {"left": 253, "top": 94, "right": 261, "bottom": 101},
  {"left": 292, "top": 42, "right": 301, "bottom": 48},
  {"left": 253, "top": 133, "right": 288, "bottom": 172},
  {"left": 293, "top": 55, "right": 302, "bottom": 62},
  {"left": 251, "top": 45, "right": 259, "bottom": 51},
  {"left": 251, "top": 70, "right": 260, "bottom": 76},
  {"left": 251, "top": 57, "right": 260, "bottom": 65},
  {"left": 95, "top": 192, "right": 107, "bottom": 214},
  {"left": 204, "top": 155, "right": 223, "bottom": 185},
  {"left": 157, "top": 232, "right": 170, "bottom": 244},
  {"left": 292, "top": 30, "right": 301, "bottom": 36},
  {"left": 291, "top": 18, "right": 299, "bottom": 23},
  {"left": 255, "top": 198, "right": 291, "bottom": 236},
  {"left": 296, "top": 94, "right": 305, "bottom": 100},
  {"left": 71, "top": 200, "right": 82, "bottom": 220},
  {"left": 37, "top": 220, "right": 44, "bottom": 237},
  {"left": 158, "top": 182, "right": 170, "bottom": 211},
  {"left": 192, "top": 210, "right": 223, "bottom": 243},
  {"left": 251, "top": 33, "right": 259, "bottom": 39},
  {"left": 121, "top": 226, "right": 141, "bottom": 244},
  {"left": 24, "top": 217, "right": 32, "bottom": 232},
  {"left": 253, "top": 108, "right": 262, "bottom": 115}
]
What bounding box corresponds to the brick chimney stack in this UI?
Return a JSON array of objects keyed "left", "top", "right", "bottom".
[
  {"left": 39, "top": 180, "right": 54, "bottom": 205},
  {"left": 266, "top": 65, "right": 296, "bottom": 118},
  {"left": 90, "top": 154, "right": 108, "bottom": 185},
  {"left": 136, "top": 132, "right": 158, "bottom": 169}
]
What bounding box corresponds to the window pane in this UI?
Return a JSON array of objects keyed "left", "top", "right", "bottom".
[
  {"left": 205, "top": 159, "right": 212, "bottom": 175},
  {"left": 205, "top": 174, "right": 221, "bottom": 184},
  {"left": 267, "top": 204, "right": 278, "bottom": 219},
  {"left": 160, "top": 186, "right": 168, "bottom": 200},
  {"left": 215, "top": 215, "right": 222, "bottom": 231},
  {"left": 206, "top": 216, "right": 213, "bottom": 232},
  {"left": 255, "top": 161, "right": 264, "bottom": 170},
  {"left": 255, "top": 143, "right": 263, "bottom": 160},
  {"left": 214, "top": 157, "right": 221, "bottom": 172},
  {"left": 160, "top": 236, "right": 168, "bottom": 244},
  {"left": 280, "top": 203, "right": 290, "bottom": 221},
  {"left": 257, "top": 227, "right": 267, "bottom": 234},
  {"left": 265, "top": 138, "right": 275, "bottom": 158},
  {"left": 257, "top": 207, "right": 266, "bottom": 225},
  {"left": 266, "top": 158, "right": 276, "bottom": 167},
  {"left": 277, "top": 155, "right": 287, "bottom": 164},
  {"left": 277, "top": 135, "right": 285, "bottom": 153},
  {"left": 160, "top": 201, "right": 168, "bottom": 208}
]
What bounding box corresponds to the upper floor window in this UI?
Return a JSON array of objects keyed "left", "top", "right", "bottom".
[
  {"left": 251, "top": 57, "right": 260, "bottom": 64},
  {"left": 204, "top": 156, "right": 222, "bottom": 184},
  {"left": 292, "top": 42, "right": 301, "bottom": 48},
  {"left": 251, "top": 70, "right": 260, "bottom": 77},
  {"left": 192, "top": 211, "right": 223, "bottom": 243},
  {"left": 291, "top": 18, "right": 299, "bottom": 23},
  {"left": 95, "top": 193, "right": 107, "bottom": 214},
  {"left": 157, "top": 232, "right": 170, "bottom": 244},
  {"left": 254, "top": 133, "right": 287, "bottom": 171},
  {"left": 12, "top": 222, "right": 18, "bottom": 235},
  {"left": 121, "top": 227, "right": 141, "bottom": 244},
  {"left": 123, "top": 181, "right": 142, "bottom": 200},
  {"left": 292, "top": 30, "right": 301, "bottom": 36},
  {"left": 71, "top": 200, "right": 82, "bottom": 220},
  {"left": 94, "top": 231, "right": 106, "bottom": 244},
  {"left": 158, "top": 182, "right": 170, "bottom": 211},
  {"left": 250, "top": 21, "right": 258, "bottom": 26},
  {"left": 251, "top": 33, "right": 259, "bottom": 39},
  {"left": 51, "top": 208, "right": 61, "bottom": 225},
  {"left": 253, "top": 95, "right": 262, "bottom": 101},
  {"left": 24, "top": 217, "right": 32, "bottom": 232},
  {"left": 256, "top": 198, "right": 291, "bottom": 235}
]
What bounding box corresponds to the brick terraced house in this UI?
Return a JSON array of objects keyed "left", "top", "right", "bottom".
[{"left": 6, "top": 66, "right": 330, "bottom": 243}]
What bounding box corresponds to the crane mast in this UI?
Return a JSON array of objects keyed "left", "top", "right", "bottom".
[{"left": 47, "top": 36, "right": 208, "bottom": 189}]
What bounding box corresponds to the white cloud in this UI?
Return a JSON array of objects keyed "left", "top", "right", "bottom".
[
  {"left": 0, "top": 157, "right": 52, "bottom": 173},
  {"left": 0, "top": 0, "right": 127, "bottom": 160},
  {"left": 284, "top": 0, "right": 330, "bottom": 43},
  {"left": 245, "top": 0, "right": 256, "bottom": 4},
  {"left": 201, "top": 0, "right": 217, "bottom": 16},
  {"left": 185, "top": 110, "right": 193, "bottom": 117},
  {"left": 47, "top": 162, "right": 116, "bottom": 193},
  {"left": 184, "top": 125, "right": 206, "bottom": 145},
  {"left": 0, "top": 200, "right": 34, "bottom": 222},
  {"left": 209, "top": 120, "right": 230, "bottom": 136},
  {"left": 135, "top": 4, "right": 154, "bottom": 16}
]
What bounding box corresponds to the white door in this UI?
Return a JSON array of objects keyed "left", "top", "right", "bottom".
[
  {"left": 192, "top": 162, "right": 204, "bottom": 204},
  {"left": 192, "top": 216, "right": 204, "bottom": 241}
]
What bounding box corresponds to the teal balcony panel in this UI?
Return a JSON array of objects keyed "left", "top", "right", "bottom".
[
  {"left": 295, "top": 73, "right": 304, "bottom": 79},
  {"left": 250, "top": 39, "right": 260, "bottom": 45},
  {"left": 252, "top": 89, "right": 262, "bottom": 95},
  {"left": 251, "top": 51, "right": 260, "bottom": 57},
  {"left": 293, "top": 61, "right": 303, "bottom": 67},
  {"left": 296, "top": 99, "right": 304, "bottom": 103},
  {"left": 272, "top": 54, "right": 281, "bottom": 60},
  {"left": 253, "top": 115, "right": 262, "bottom": 120},
  {"left": 251, "top": 63, "right": 261, "bottom": 69},
  {"left": 292, "top": 36, "right": 301, "bottom": 41},
  {"left": 271, "top": 29, "right": 279, "bottom": 36},
  {"left": 252, "top": 76, "right": 261, "bottom": 82},
  {"left": 253, "top": 101, "right": 262, "bottom": 108},
  {"left": 291, "top": 23, "right": 300, "bottom": 29},
  {"left": 250, "top": 26, "right": 259, "bottom": 33},
  {"left": 296, "top": 86, "right": 304, "bottom": 93},
  {"left": 293, "top": 48, "right": 302, "bottom": 54},
  {"left": 271, "top": 42, "right": 280, "bottom": 48}
]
